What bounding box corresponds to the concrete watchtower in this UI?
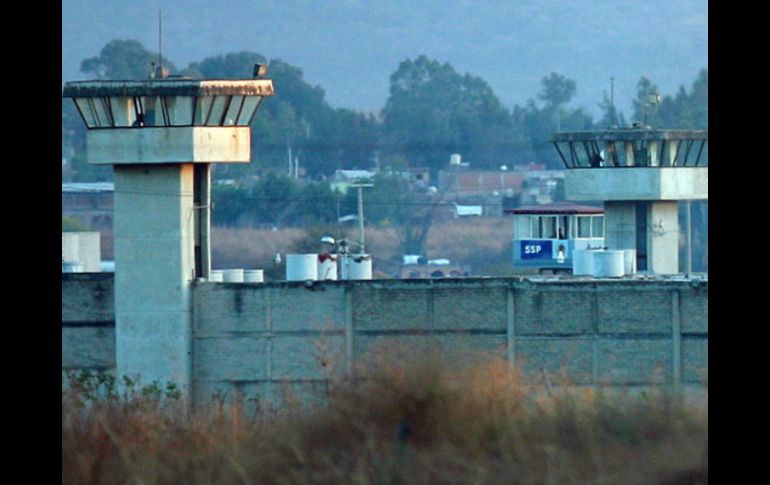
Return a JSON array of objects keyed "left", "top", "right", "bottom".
[
  {"left": 63, "top": 73, "right": 274, "bottom": 396},
  {"left": 552, "top": 127, "right": 707, "bottom": 274}
]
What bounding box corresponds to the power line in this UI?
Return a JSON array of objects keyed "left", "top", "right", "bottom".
[{"left": 69, "top": 188, "right": 507, "bottom": 209}]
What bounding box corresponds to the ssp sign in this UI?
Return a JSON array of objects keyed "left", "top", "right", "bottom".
[{"left": 520, "top": 240, "right": 552, "bottom": 260}]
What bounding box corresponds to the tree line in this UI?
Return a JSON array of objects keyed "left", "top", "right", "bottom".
[{"left": 62, "top": 39, "right": 707, "bottom": 183}]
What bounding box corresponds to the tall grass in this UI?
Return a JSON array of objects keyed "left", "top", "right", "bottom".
[{"left": 63, "top": 357, "right": 707, "bottom": 484}]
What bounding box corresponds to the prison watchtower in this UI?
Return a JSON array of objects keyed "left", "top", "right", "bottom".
[
  {"left": 552, "top": 127, "right": 707, "bottom": 274},
  {"left": 63, "top": 72, "right": 274, "bottom": 399}
]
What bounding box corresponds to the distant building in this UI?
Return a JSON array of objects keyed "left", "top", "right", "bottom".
[
  {"left": 453, "top": 203, "right": 483, "bottom": 217},
  {"left": 330, "top": 169, "right": 376, "bottom": 193},
  {"left": 405, "top": 167, "right": 431, "bottom": 186},
  {"left": 62, "top": 231, "right": 102, "bottom": 272},
  {"left": 438, "top": 169, "right": 524, "bottom": 197},
  {"left": 437, "top": 166, "right": 565, "bottom": 215},
  {"left": 438, "top": 167, "right": 563, "bottom": 201},
  {"left": 62, "top": 182, "right": 114, "bottom": 230}
]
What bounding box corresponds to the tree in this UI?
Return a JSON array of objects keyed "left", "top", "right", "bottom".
[
  {"left": 597, "top": 91, "right": 627, "bottom": 128},
  {"left": 631, "top": 70, "right": 707, "bottom": 130},
  {"left": 80, "top": 39, "right": 176, "bottom": 80},
  {"left": 187, "top": 52, "right": 378, "bottom": 178},
  {"left": 631, "top": 77, "right": 661, "bottom": 125},
  {"left": 538, "top": 73, "right": 577, "bottom": 111},
  {"left": 656, "top": 69, "right": 707, "bottom": 130},
  {"left": 211, "top": 185, "right": 250, "bottom": 227},
  {"left": 186, "top": 51, "right": 267, "bottom": 79},
  {"left": 511, "top": 73, "right": 593, "bottom": 168},
  {"left": 382, "top": 55, "right": 512, "bottom": 174}
]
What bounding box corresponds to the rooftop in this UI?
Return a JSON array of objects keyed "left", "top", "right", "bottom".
[
  {"left": 551, "top": 128, "right": 707, "bottom": 143},
  {"left": 62, "top": 182, "right": 114, "bottom": 193},
  {"left": 62, "top": 79, "right": 275, "bottom": 97},
  {"left": 505, "top": 202, "right": 603, "bottom": 215}
]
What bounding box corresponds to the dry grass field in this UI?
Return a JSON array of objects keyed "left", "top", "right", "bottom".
[
  {"left": 63, "top": 354, "right": 707, "bottom": 485},
  {"left": 211, "top": 217, "right": 514, "bottom": 276}
]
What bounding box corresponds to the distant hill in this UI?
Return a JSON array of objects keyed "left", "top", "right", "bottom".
[{"left": 62, "top": 0, "right": 707, "bottom": 118}]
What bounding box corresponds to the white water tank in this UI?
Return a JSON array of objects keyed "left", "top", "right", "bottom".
[
  {"left": 209, "top": 270, "right": 224, "bottom": 282},
  {"left": 450, "top": 153, "right": 462, "bottom": 166},
  {"left": 223, "top": 268, "right": 244, "bottom": 283},
  {"left": 342, "top": 254, "right": 372, "bottom": 280},
  {"left": 244, "top": 269, "right": 264, "bottom": 283},
  {"left": 286, "top": 254, "right": 319, "bottom": 281},
  {"left": 317, "top": 254, "right": 338, "bottom": 280},
  {"left": 623, "top": 249, "right": 637, "bottom": 275},
  {"left": 592, "top": 250, "right": 624, "bottom": 277},
  {"left": 572, "top": 250, "right": 594, "bottom": 276}
]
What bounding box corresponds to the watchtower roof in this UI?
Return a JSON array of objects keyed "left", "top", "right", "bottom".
[
  {"left": 62, "top": 78, "right": 275, "bottom": 98},
  {"left": 552, "top": 128, "right": 706, "bottom": 143}
]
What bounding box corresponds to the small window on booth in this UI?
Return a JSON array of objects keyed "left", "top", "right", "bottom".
[
  {"left": 142, "top": 96, "right": 161, "bottom": 126},
  {"left": 164, "top": 96, "right": 194, "bottom": 126},
  {"left": 74, "top": 98, "right": 97, "bottom": 128},
  {"left": 74, "top": 98, "right": 113, "bottom": 128},
  {"left": 592, "top": 216, "right": 604, "bottom": 238},
  {"left": 205, "top": 96, "right": 230, "bottom": 126},
  {"left": 540, "top": 216, "right": 557, "bottom": 239},
  {"left": 531, "top": 216, "right": 542, "bottom": 238},
  {"left": 558, "top": 216, "right": 568, "bottom": 239},
  {"left": 93, "top": 97, "right": 113, "bottom": 127},
  {"left": 516, "top": 215, "right": 532, "bottom": 238},
  {"left": 110, "top": 97, "right": 133, "bottom": 127},
  {"left": 223, "top": 96, "right": 244, "bottom": 126},
  {"left": 237, "top": 96, "right": 263, "bottom": 125},
  {"left": 577, "top": 216, "right": 591, "bottom": 238},
  {"left": 193, "top": 96, "right": 213, "bottom": 125}
]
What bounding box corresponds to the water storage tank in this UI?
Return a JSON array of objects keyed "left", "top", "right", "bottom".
[
  {"left": 244, "top": 269, "right": 264, "bottom": 283},
  {"left": 450, "top": 153, "right": 462, "bottom": 166},
  {"left": 286, "top": 254, "right": 318, "bottom": 281},
  {"left": 223, "top": 268, "right": 244, "bottom": 283},
  {"left": 317, "top": 254, "right": 338, "bottom": 280},
  {"left": 341, "top": 254, "right": 372, "bottom": 280},
  {"left": 592, "top": 250, "right": 624, "bottom": 277},
  {"left": 209, "top": 270, "right": 224, "bottom": 282},
  {"left": 623, "top": 249, "right": 637, "bottom": 275},
  {"left": 572, "top": 250, "right": 595, "bottom": 276}
]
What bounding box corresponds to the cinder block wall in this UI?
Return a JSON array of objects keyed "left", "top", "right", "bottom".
[
  {"left": 61, "top": 275, "right": 708, "bottom": 407},
  {"left": 62, "top": 273, "right": 115, "bottom": 373},
  {"left": 191, "top": 278, "right": 708, "bottom": 409}
]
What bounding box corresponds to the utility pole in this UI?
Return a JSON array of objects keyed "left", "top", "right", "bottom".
[
  {"left": 287, "top": 144, "right": 293, "bottom": 176},
  {"left": 686, "top": 201, "right": 693, "bottom": 274},
  {"left": 352, "top": 182, "right": 373, "bottom": 254}
]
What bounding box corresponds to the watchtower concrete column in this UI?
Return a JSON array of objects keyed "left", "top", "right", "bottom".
[{"left": 113, "top": 164, "right": 196, "bottom": 387}]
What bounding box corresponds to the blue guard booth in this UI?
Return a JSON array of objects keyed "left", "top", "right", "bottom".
[{"left": 505, "top": 202, "right": 604, "bottom": 274}]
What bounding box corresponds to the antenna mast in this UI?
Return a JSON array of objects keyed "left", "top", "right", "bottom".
[
  {"left": 158, "top": 9, "right": 163, "bottom": 74},
  {"left": 610, "top": 76, "right": 615, "bottom": 126}
]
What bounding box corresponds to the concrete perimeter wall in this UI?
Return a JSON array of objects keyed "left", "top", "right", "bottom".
[
  {"left": 62, "top": 275, "right": 708, "bottom": 409},
  {"left": 62, "top": 273, "right": 115, "bottom": 373},
  {"left": 192, "top": 278, "right": 707, "bottom": 409}
]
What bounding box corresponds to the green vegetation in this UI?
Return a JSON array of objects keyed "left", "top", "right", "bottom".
[{"left": 62, "top": 357, "right": 707, "bottom": 484}]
